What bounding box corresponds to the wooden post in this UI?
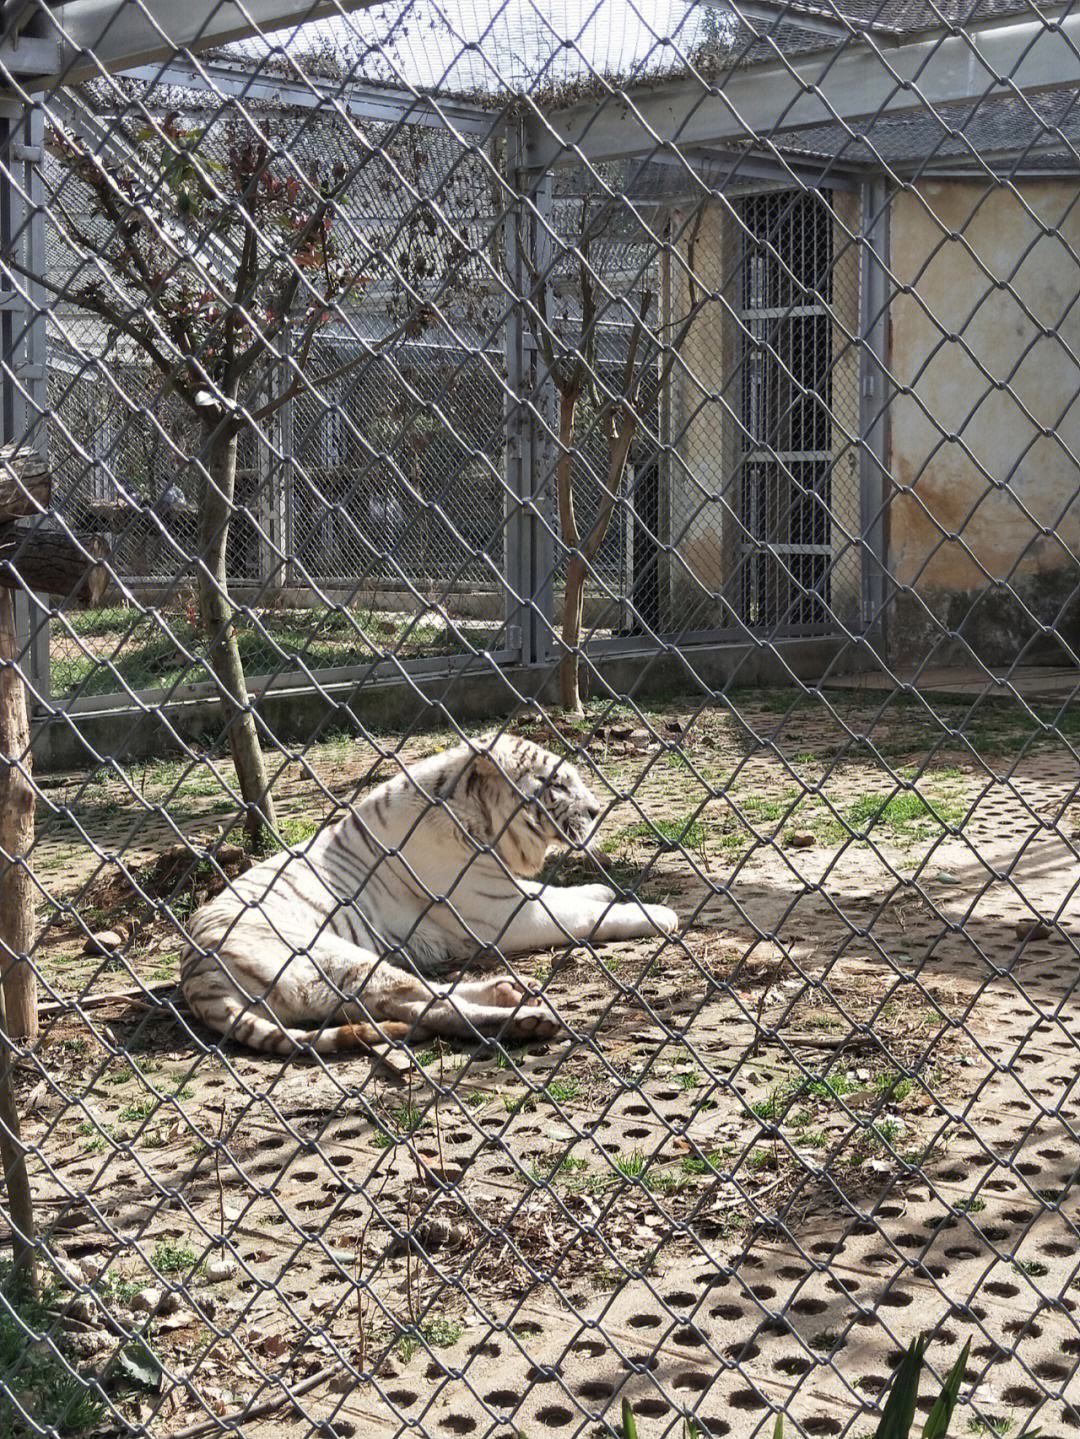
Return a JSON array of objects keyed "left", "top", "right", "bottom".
[
  {"left": 0, "top": 588, "right": 36, "bottom": 1041},
  {"left": 0, "top": 970, "right": 36, "bottom": 1290},
  {"left": 0, "top": 449, "right": 51, "bottom": 1047},
  {"left": 0, "top": 581, "right": 38, "bottom": 1287}
]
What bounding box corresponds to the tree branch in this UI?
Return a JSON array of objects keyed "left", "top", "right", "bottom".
[
  {"left": 247, "top": 305, "right": 435, "bottom": 425},
  {"left": 6, "top": 256, "right": 199, "bottom": 413}
]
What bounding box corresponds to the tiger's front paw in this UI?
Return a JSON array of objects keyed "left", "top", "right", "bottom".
[
  {"left": 594, "top": 901, "right": 680, "bottom": 942},
  {"left": 645, "top": 903, "right": 680, "bottom": 935}
]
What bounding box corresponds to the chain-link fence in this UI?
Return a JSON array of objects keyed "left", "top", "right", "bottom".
[{"left": 0, "top": 1, "right": 1077, "bottom": 1437}]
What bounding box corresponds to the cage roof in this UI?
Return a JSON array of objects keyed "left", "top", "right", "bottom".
[{"left": 213, "top": 0, "right": 1048, "bottom": 103}]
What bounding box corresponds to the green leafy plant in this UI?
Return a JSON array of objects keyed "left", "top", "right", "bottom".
[
  {"left": 0, "top": 1263, "right": 108, "bottom": 1435},
  {"left": 602, "top": 1335, "right": 1041, "bottom": 1439}
]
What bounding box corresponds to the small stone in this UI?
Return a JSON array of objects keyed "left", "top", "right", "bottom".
[
  {"left": 844, "top": 1088, "right": 877, "bottom": 1109},
  {"left": 66, "top": 1331, "right": 110, "bottom": 1360},
  {"left": 933, "top": 871, "right": 960, "bottom": 885},
  {"left": 157, "top": 1289, "right": 181, "bottom": 1315},
  {"left": 1015, "top": 920, "right": 1051, "bottom": 941},
  {"left": 131, "top": 1288, "right": 162, "bottom": 1314},
  {"left": 204, "top": 1258, "right": 236, "bottom": 1284},
  {"left": 785, "top": 831, "right": 815, "bottom": 849},
  {"left": 54, "top": 1258, "right": 85, "bottom": 1289},
  {"left": 83, "top": 930, "right": 123, "bottom": 955},
  {"left": 64, "top": 1294, "right": 97, "bottom": 1325},
  {"left": 158, "top": 1309, "right": 197, "bottom": 1333},
  {"left": 629, "top": 728, "right": 656, "bottom": 748}
]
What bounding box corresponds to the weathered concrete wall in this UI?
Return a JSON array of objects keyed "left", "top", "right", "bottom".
[
  {"left": 667, "top": 200, "right": 734, "bottom": 626},
  {"left": 886, "top": 179, "right": 1080, "bottom": 667},
  {"left": 667, "top": 192, "right": 863, "bottom": 631}
]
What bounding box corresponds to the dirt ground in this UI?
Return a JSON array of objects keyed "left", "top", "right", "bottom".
[{"left": 11, "top": 690, "right": 1080, "bottom": 1437}]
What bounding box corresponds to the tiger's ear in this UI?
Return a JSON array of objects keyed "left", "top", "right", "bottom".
[{"left": 470, "top": 733, "right": 514, "bottom": 777}]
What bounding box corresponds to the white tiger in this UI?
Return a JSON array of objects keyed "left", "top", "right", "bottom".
[{"left": 181, "top": 734, "right": 679, "bottom": 1054}]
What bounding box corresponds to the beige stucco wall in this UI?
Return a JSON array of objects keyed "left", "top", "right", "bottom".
[
  {"left": 667, "top": 199, "right": 734, "bottom": 625},
  {"left": 887, "top": 179, "right": 1080, "bottom": 663},
  {"left": 667, "top": 191, "right": 862, "bottom": 631}
]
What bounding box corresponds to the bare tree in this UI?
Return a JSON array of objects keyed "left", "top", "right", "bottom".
[
  {"left": 38, "top": 106, "right": 428, "bottom": 848},
  {"left": 526, "top": 202, "right": 705, "bottom": 713}
]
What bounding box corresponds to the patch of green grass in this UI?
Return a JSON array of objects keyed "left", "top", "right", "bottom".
[
  {"left": 738, "top": 791, "right": 800, "bottom": 824},
  {"left": 967, "top": 1418, "right": 1014, "bottom": 1437},
  {"left": 0, "top": 1262, "right": 106, "bottom": 1435},
  {"left": 867, "top": 1120, "right": 901, "bottom": 1150},
  {"left": 676, "top": 1069, "right": 701, "bottom": 1091},
  {"left": 53, "top": 605, "right": 499, "bottom": 699},
  {"left": 680, "top": 1152, "right": 724, "bottom": 1177},
  {"left": 274, "top": 816, "right": 320, "bottom": 849},
  {"left": 613, "top": 1151, "right": 648, "bottom": 1181},
  {"left": 606, "top": 814, "right": 706, "bottom": 853},
  {"left": 644, "top": 1168, "right": 687, "bottom": 1194},
  {"left": 1011, "top": 1258, "right": 1049, "bottom": 1279},
  {"left": 394, "top": 1333, "right": 420, "bottom": 1364},
  {"left": 873, "top": 1070, "right": 914, "bottom": 1104},
  {"left": 543, "top": 1078, "right": 580, "bottom": 1104},
  {"left": 424, "top": 1317, "right": 463, "bottom": 1347},
  {"left": 751, "top": 1080, "right": 800, "bottom": 1122},
  {"left": 117, "top": 1097, "right": 159, "bottom": 1124},
  {"left": 845, "top": 789, "right": 964, "bottom": 837},
  {"left": 151, "top": 1240, "right": 198, "bottom": 1276},
  {"left": 746, "top": 1148, "right": 778, "bottom": 1172},
  {"left": 803, "top": 1071, "right": 863, "bottom": 1102},
  {"left": 503, "top": 1092, "right": 535, "bottom": 1117},
  {"left": 955, "top": 1196, "right": 986, "bottom": 1214},
  {"left": 96, "top": 1272, "right": 144, "bottom": 1307},
  {"left": 75, "top": 1119, "right": 113, "bottom": 1154}
]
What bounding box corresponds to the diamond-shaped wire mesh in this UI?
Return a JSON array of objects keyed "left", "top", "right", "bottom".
[{"left": 0, "top": 1, "right": 1076, "bottom": 1437}]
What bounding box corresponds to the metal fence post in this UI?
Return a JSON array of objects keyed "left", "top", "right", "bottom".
[
  {"left": 504, "top": 123, "right": 557, "bottom": 668},
  {"left": 2, "top": 101, "right": 50, "bottom": 710}
]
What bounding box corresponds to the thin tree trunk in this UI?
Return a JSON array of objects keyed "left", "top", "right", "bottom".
[
  {"left": 559, "top": 409, "right": 638, "bottom": 716},
  {"left": 560, "top": 552, "right": 587, "bottom": 714},
  {"left": 554, "top": 387, "right": 584, "bottom": 714},
  {"left": 0, "top": 590, "right": 36, "bottom": 1039},
  {"left": 198, "top": 424, "right": 277, "bottom": 851}
]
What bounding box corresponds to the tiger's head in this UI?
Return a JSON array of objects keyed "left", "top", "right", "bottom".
[{"left": 455, "top": 733, "right": 603, "bottom": 875}]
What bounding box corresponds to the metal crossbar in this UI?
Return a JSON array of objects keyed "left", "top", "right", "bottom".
[{"left": 0, "top": 2, "right": 1076, "bottom": 1438}]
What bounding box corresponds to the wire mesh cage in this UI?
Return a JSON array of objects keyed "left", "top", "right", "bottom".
[{"left": 0, "top": 2, "right": 1076, "bottom": 1438}]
